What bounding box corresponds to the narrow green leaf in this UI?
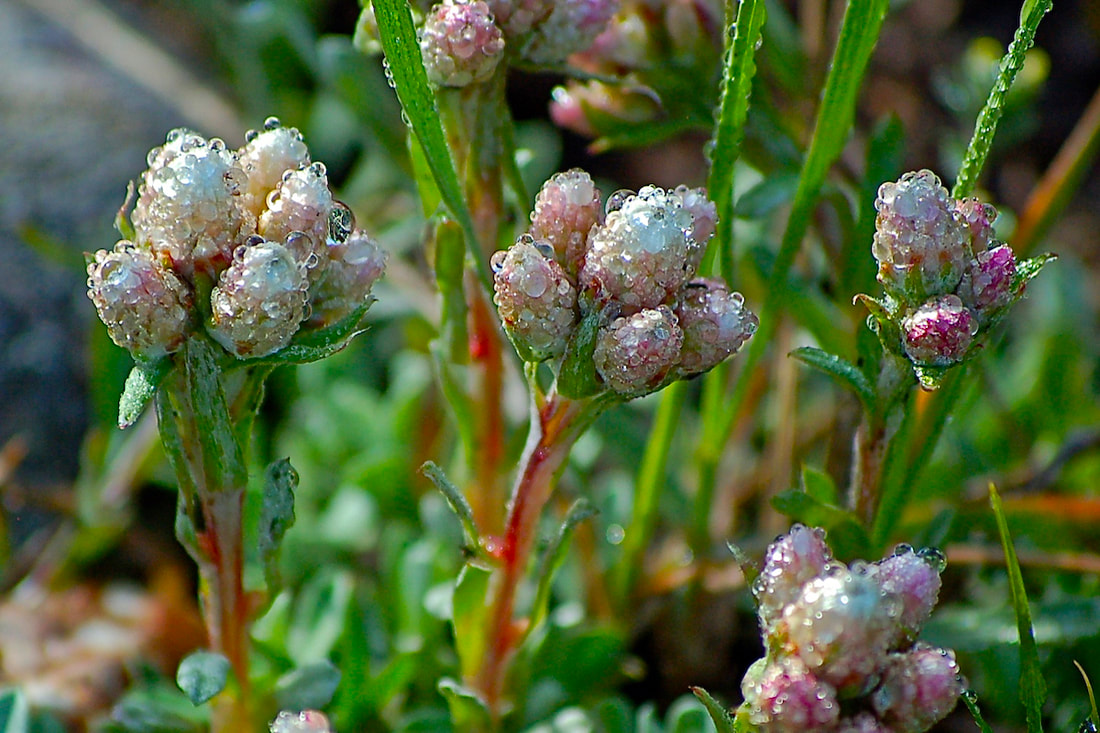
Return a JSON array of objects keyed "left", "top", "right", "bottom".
[
  {"left": 258, "top": 458, "right": 298, "bottom": 592},
  {"left": 286, "top": 570, "right": 354, "bottom": 663},
  {"left": 952, "top": 0, "right": 1053, "bottom": 198},
  {"left": 690, "top": 686, "right": 737, "bottom": 733},
  {"left": 961, "top": 690, "right": 995, "bottom": 733},
  {"left": 725, "top": 541, "right": 758, "bottom": 586},
  {"left": 708, "top": 0, "right": 890, "bottom": 457},
  {"left": 989, "top": 483, "right": 1047, "bottom": 732},
  {"left": 529, "top": 498, "right": 598, "bottom": 635},
  {"left": 801, "top": 465, "right": 838, "bottom": 505},
  {"left": 114, "top": 181, "right": 136, "bottom": 241},
  {"left": 275, "top": 660, "right": 342, "bottom": 711},
  {"left": 556, "top": 308, "right": 605, "bottom": 399},
  {"left": 421, "top": 461, "right": 481, "bottom": 552},
  {"left": 790, "top": 346, "right": 874, "bottom": 412},
  {"left": 451, "top": 563, "right": 493, "bottom": 681},
  {"left": 183, "top": 339, "right": 247, "bottom": 493},
  {"left": 119, "top": 357, "right": 172, "bottom": 429},
  {"left": 438, "top": 677, "right": 492, "bottom": 731},
  {"left": 370, "top": 0, "right": 488, "bottom": 285},
  {"left": 234, "top": 301, "right": 373, "bottom": 368},
  {"left": 706, "top": 0, "right": 768, "bottom": 280},
  {"left": 1074, "top": 660, "right": 1099, "bottom": 728},
  {"left": 176, "top": 651, "right": 230, "bottom": 706},
  {"left": 0, "top": 688, "right": 29, "bottom": 733}
]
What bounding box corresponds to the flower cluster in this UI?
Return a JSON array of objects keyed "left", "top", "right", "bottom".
[
  {"left": 355, "top": 0, "right": 619, "bottom": 87},
  {"left": 270, "top": 710, "right": 332, "bottom": 733},
  {"left": 549, "top": 0, "right": 722, "bottom": 143},
  {"left": 87, "top": 119, "right": 386, "bottom": 361},
  {"left": 859, "top": 169, "right": 1049, "bottom": 388},
  {"left": 491, "top": 169, "right": 756, "bottom": 397},
  {"left": 742, "top": 525, "right": 965, "bottom": 733}
]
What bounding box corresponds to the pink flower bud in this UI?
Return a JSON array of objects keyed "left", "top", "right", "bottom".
[
  {"left": 132, "top": 129, "right": 251, "bottom": 279},
  {"left": 593, "top": 305, "right": 683, "bottom": 394},
  {"left": 902, "top": 294, "right": 977, "bottom": 368},
  {"left": 752, "top": 524, "right": 835, "bottom": 629},
  {"left": 521, "top": 0, "right": 619, "bottom": 64},
  {"left": 781, "top": 570, "right": 896, "bottom": 692},
  {"left": 549, "top": 80, "right": 662, "bottom": 138},
  {"left": 871, "top": 644, "right": 966, "bottom": 733},
  {"left": 86, "top": 242, "right": 193, "bottom": 358},
  {"left": 674, "top": 279, "right": 757, "bottom": 376},
  {"left": 835, "top": 712, "right": 893, "bottom": 733},
  {"left": 270, "top": 710, "right": 332, "bottom": 733},
  {"left": 529, "top": 169, "right": 603, "bottom": 277},
  {"left": 420, "top": 1, "right": 505, "bottom": 87},
  {"left": 741, "top": 656, "right": 840, "bottom": 732},
  {"left": 208, "top": 238, "right": 309, "bottom": 358},
  {"left": 872, "top": 170, "right": 972, "bottom": 302},
  {"left": 258, "top": 162, "right": 334, "bottom": 269},
  {"left": 309, "top": 229, "right": 387, "bottom": 327},
  {"left": 485, "top": 0, "right": 552, "bottom": 36},
  {"left": 238, "top": 118, "right": 311, "bottom": 219},
  {"left": 580, "top": 186, "right": 699, "bottom": 314},
  {"left": 957, "top": 244, "right": 1018, "bottom": 325},
  {"left": 954, "top": 197, "right": 998, "bottom": 252},
  {"left": 874, "top": 545, "right": 944, "bottom": 645},
  {"left": 671, "top": 185, "right": 718, "bottom": 253},
  {"left": 491, "top": 238, "right": 578, "bottom": 362}
]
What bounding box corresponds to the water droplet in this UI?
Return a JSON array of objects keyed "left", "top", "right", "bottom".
[
  {"left": 245, "top": 129, "right": 259, "bottom": 143},
  {"left": 962, "top": 689, "right": 978, "bottom": 703},
  {"left": 917, "top": 546, "right": 947, "bottom": 572},
  {"left": 263, "top": 116, "right": 282, "bottom": 131},
  {"left": 1077, "top": 719, "right": 1098, "bottom": 733},
  {"left": 328, "top": 202, "right": 355, "bottom": 242},
  {"left": 606, "top": 189, "right": 634, "bottom": 214},
  {"left": 892, "top": 543, "right": 914, "bottom": 557},
  {"left": 309, "top": 161, "right": 327, "bottom": 178},
  {"left": 606, "top": 524, "right": 625, "bottom": 545}
]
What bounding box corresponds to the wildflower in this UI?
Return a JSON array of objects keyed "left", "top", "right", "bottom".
[{"left": 420, "top": 0, "right": 505, "bottom": 87}]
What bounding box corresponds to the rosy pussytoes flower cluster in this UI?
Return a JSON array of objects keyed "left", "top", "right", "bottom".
[
  {"left": 742, "top": 525, "right": 965, "bottom": 733},
  {"left": 549, "top": 0, "right": 722, "bottom": 141},
  {"left": 87, "top": 119, "right": 386, "bottom": 361},
  {"left": 859, "top": 169, "right": 1050, "bottom": 388},
  {"left": 269, "top": 710, "right": 332, "bottom": 733},
  {"left": 491, "top": 169, "right": 756, "bottom": 397},
  {"left": 356, "top": 0, "right": 618, "bottom": 88}
]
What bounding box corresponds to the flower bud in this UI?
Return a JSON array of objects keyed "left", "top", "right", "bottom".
[
  {"left": 309, "top": 230, "right": 387, "bottom": 327},
  {"left": 258, "top": 162, "right": 334, "bottom": 269},
  {"left": 593, "top": 305, "right": 683, "bottom": 394},
  {"left": 671, "top": 185, "right": 718, "bottom": 253},
  {"left": 871, "top": 644, "right": 966, "bottom": 733},
  {"left": 872, "top": 170, "right": 971, "bottom": 302},
  {"left": 485, "top": 0, "right": 551, "bottom": 36},
  {"left": 420, "top": 1, "right": 505, "bottom": 87},
  {"left": 86, "top": 243, "right": 193, "bottom": 358},
  {"left": 208, "top": 238, "right": 309, "bottom": 358},
  {"left": 674, "top": 279, "right": 757, "bottom": 377},
  {"left": 752, "top": 524, "right": 835, "bottom": 629},
  {"left": 956, "top": 244, "right": 1018, "bottom": 325},
  {"left": 238, "top": 118, "right": 311, "bottom": 219},
  {"left": 954, "top": 197, "right": 998, "bottom": 252},
  {"left": 781, "top": 570, "right": 896, "bottom": 692},
  {"left": 549, "top": 80, "right": 663, "bottom": 139},
  {"left": 902, "top": 294, "right": 977, "bottom": 368},
  {"left": 874, "top": 545, "right": 944, "bottom": 645},
  {"left": 835, "top": 712, "right": 893, "bottom": 733},
  {"left": 521, "top": 0, "right": 619, "bottom": 64},
  {"left": 270, "top": 710, "right": 332, "bottom": 733},
  {"left": 529, "top": 169, "right": 603, "bottom": 277},
  {"left": 491, "top": 238, "right": 578, "bottom": 362},
  {"left": 580, "top": 186, "right": 699, "bottom": 313},
  {"left": 741, "top": 656, "right": 840, "bottom": 732},
  {"left": 132, "top": 130, "right": 251, "bottom": 279}
]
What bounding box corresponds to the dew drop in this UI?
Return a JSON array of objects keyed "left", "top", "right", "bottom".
[
  {"left": 606, "top": 189, "right": 634, "bottom": 214},
  {"left": 606, "top": 524, "right": 625, "bottom": 545},
  {"left": 917, "top": 546, "right": 947, "bottom": 572},
  {"left": 263, "top": 116, "right": 282, "bottom": 131},
  {"left": 328, "top": 202, "right": 355, "bottom": 243},
  {"left": 245, "top": 129, "right": 259, "bottom": 143}
]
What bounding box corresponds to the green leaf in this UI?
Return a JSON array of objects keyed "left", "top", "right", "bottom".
[
  {"left": 286, "top": 570, "right": 354, "bottom": 663},
  {"left": 771, "top": 488, "right": 869, "bottom": 558},
  {"left": 258, "top": 458, "right": 298, "bottom": 592},
  {"left": 175, "top": 651, "right": 230, "bottom": 706},
  {"left": 114, "top": 181, "right": 136, "bottom": 241},
  {"left": 961, "top": 690, "right": 995, "bottom": 733},
  {"left": 690, "top": 686, "right": 737, "bottom": 733},
  {"left": 953, "top": 0, "right": 1053, "bottom": 198},
  {"left": 528, "top": 498, "right": 598, "bottom": 636},
  {"left": 421, "top": 461, "right": 481, "bottom": 552},
  {"left": 118, "top": 357, "right": 172, "bottom": 429},
  {"left": 557, "top": 308, "right": 605, "bottom": 399},
  {"left": 800, "top": 464, "right": 839, "bottom": 505},
  {"left": 990, "top": 483, "right": 1047, "bottom": 733},
  {"left": 183, "top": 339, "right": 247, "bottom": 493},
  {"left": 234, "top": 301, "right": 373, "bottom": 367},
  {"left": 1074, "top": 660, "right": 1099, "bottom": 728},
  {"left": 370, "top": 0, "right": 487, "bottom": 285},
  {"left": 438, "top": 677, "right": 492, "bottom": 731},
  {"left": 789, "top": 346, "right": 874, "bottom": 412},
  {"left": 107, "top": 684, "right": 207, "bottom": 733},
  {"left": 0, "top": 689, "right": 29, "bottom": 733},
  {"left": 275, "top": 660, "right": 342, "bottom": 711},
  {"left": 451, "top": 562, "right": 492, "bottom": 681},
  {"left": 706, "top": 0, "right": 767, "bottom": 280},
  {"left": 725, "top": 541, "right": 759, "bottom": 587}
]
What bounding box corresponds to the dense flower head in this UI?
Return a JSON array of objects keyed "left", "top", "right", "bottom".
[
  {"left": 860, "top": 169, "right": 1050, "bottom": 389},
  {"left": 491, "top": 171, "right": 755, "bottom": 397},
  {"left": 270, "top": 710, "right": 333, "bottom": 733},
  {"left": 87, "top": 119, "right": 384, "bottom": 362},
  {"left": 420, "top": 0, "right": 505, "bottom": 87},
  {"left": 521, "top": 0, "right": 620, "bottom": 64},
  {"left": 741, "top": 526, "right": 961, "bottom": 733}
]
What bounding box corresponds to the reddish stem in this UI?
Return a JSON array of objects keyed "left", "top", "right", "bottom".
[
  {"left": 467, "top": 281, "right": 507, "bottom": 536},
  {"left": 473, "top": 394, "right": 586, "bottom": 716}
]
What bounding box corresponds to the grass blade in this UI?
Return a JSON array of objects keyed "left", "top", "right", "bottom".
[{"left": 990, "top": 483, "right": 1047, "bottom": 732}]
